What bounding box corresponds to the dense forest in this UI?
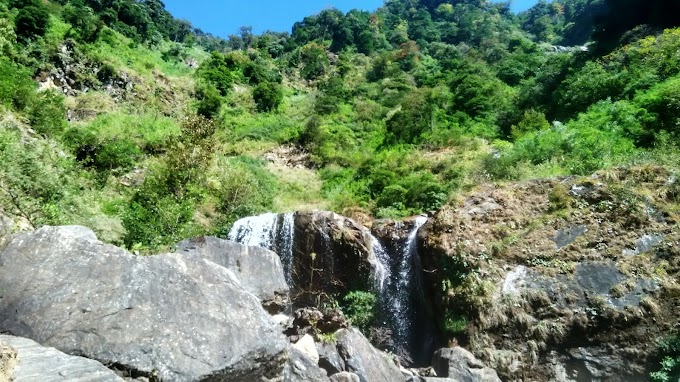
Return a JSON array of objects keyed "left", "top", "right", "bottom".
[
  {"left": 2, "top": 0, "right": 680, "bottom": 245},
  {"left": 1, "top": 0, "right": 680, "bottom": 378}
]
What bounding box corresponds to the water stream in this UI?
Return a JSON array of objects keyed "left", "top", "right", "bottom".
[{"left": 228, "top": 212, "right": 433, "bottom": 364}]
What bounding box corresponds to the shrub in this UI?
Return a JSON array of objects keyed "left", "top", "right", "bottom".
[
  {"left": 14, "top": 3, "right": 49, "bottom": 43},
  {"left": 650, "top": 335, "right": 680, "bottom": 382},
  {"left": 252, "top": 81, "right": 283, "bottom": 112},
  {"left": 342, "top": 291, "right": 377, "bottom": 331}
]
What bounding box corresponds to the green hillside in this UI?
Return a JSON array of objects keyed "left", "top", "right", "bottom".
[{"left": 0, "top": 0, "right": 678, "bottom": 252}]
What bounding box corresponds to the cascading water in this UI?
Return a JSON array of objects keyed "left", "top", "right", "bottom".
[
  {"left": 227, "top": 213, "right": 278, "bottom": 248},
  {"left": 371, "top": 216, "right": 433, "bottom": 365},
  {"left": 228, "top": 212, "right": 296, "bottom": 285},
  {"left": 275, "top": 213, "right": 295, "bottom": 283}
]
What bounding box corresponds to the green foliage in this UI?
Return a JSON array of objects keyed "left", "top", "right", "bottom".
[
  {"left": 211, "top": 156, "right": 277, "bottom": 229},
  {"left": 651, "top": 335, "right": 680, "bottom": 382},
  {"left": 252, "top": 81, "right": 283, "bottom": 112},
  {"left": 0, "top": 57, "right": 35, "bottom": 110},
  {"left": 122, "top": 116, "right": 216, "bottom": 248},
  {"left": 14, "top": 2, "right": 50, "bottom": 43},
  {"left": 0, "top": 129, "right": 80, "bottom": 227},
  {"left": 342, "top": 291, "right": 377, "bottom": 331}
]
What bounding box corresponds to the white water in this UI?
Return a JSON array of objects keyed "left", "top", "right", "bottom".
[
  {"left": 228, "top": 212, "right": 296, "bottom": 285},
  {"left": 228, "top": 213, "right": 279, "bottom": 248},
  {"left": 369, "top": 234, "right": 391, "bottom": 291},
  {"left": 277, "top": 212, "right": 296, "bottom": 283},
  {"left": 372, "top": 216, "right": 429, "bottom": 361}
]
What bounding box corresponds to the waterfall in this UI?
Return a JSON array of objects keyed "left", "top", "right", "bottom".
[
  {"left": 227, "top": 213, "right": 278, "bottom": 248},
  {"left": 276, "top": 213, "right": 295, "bottom": 283},
  {"left": 372, "top": 216, "right": 431, "bottom": 365},
  {"left": 228, "top": 212, "right": 296, "bottom": 285}
]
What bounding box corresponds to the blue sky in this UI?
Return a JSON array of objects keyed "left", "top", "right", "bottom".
[{"left": 163, "top": 0, "right": 539, "bottom": 37}]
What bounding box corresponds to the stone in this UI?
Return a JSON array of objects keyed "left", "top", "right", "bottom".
[
  {"left": 0, "top": 335, "right": 123, "bottom": 381},
  {"left": 294, "top": 334, "right": 320, "bottom": 364},
  {"left": 291, "top": 211, "right": 374, "bottom": 306},
  {"left": 1, "top": 343, "right": 17, "bottom": 382},
  {"left": 177, "top": 236, "right": 289, "bottom": 313},
  {"left": 335, "top": 328, "right": 404, "bottom": 382},
  {"left": 0, "top": 226, "right": 287, "bottom": 382},
  {"left": 552, "top": 225, "right": 588, "bottom": 249},
  {"left": 407, "top": 378, "right": 457, "bottom": 382},
  {"left": 283, "top": 347, "right": 330, "bottom": 382},
  {"left": 431, "top": 347, "right": 501, "bottom": 382},
  {"left": 329, "top": 371, "right": 361, "bottom": 382},
  {"left": 317, "top": 341, "right": 345, "bottom": 376}
]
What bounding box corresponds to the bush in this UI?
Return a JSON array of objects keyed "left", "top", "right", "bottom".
[
  {"left": 651, "top": 335, "right": 680, "bottom": 382},
  {"left": 342, "top": 291, "right": 377, "bottom": 331},
  {"left": 14, "top": 3, "right": 49, "bottom": 43},
  {"left": 252, "top": 81, "right": 283, "bottom": 112},
  {"left": 211, "top": 157, "right": 277, "bottom": 228}
]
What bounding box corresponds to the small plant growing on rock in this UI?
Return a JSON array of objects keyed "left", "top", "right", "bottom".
[
  {"left": 651, "top": 335, "right": 680, "bottom": 382},
  {"left": 341, "top": 290, "right": 377, "bottom": 332}
]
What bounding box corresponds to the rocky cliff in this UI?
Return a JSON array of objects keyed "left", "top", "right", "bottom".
[{"left": 419, "top": 167, "right": 680, "bottom": 381}]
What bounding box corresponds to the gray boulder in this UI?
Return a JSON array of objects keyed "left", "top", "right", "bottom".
[
  {"left": 0, "top": 335, "right": 123, "bottom": 381},
  {"left": 177, "top": 236, "right": 290, "bottom": 313},
  {"left": 317, "top": 341, "right": 345, "bottom": 375},
  {"left": 431, "top": 348, "right": 501, "bottom": 382},
  {"left": 335, "top": 328, "right": 404, "bottom": 382},
  {"left": 0, "top": 226, "right": 287, "bottom": 382},
  {"left": 283, "top": 347, "right": 330, "bottom": 382},
  {"left": 330, "top": 371, "right": 361, "bottom": 382}
]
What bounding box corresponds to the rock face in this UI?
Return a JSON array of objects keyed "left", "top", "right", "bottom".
[
  {"left": 283, "top": 347, "right": 330, "bottom": 382},
  {"left": 177, "top": 236, "right": 290, "bottom": 313},
  {"left": 335, "top": 328, "right": 404, "bottom": 382},
  {"left": 0, "top": 226, "right": 288, "bottom": 382},
  {"left": 431, "top": 348, "right": 501, "bottom": 382},
  {"left": 291, "top": 211, "right": 375, "bottom": 307},
  {"left": 420, "top": 168, "right": 680, "bottom": 381},
  {"left": 0, "top": 335, "right": 123, "bottom": 381}
]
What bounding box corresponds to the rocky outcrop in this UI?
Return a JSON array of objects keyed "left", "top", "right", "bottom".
[
  {"left": 283, "top": 347, "right": 330, "bottom": 382},
  {"left": 431, "top": 347, "right": 501, "bottom": 382},
  {"left": 419, "top": 168, "right": 680, "bottom": 381},
  {"left": 0, "top": 335, "right": 123, "bottom": 381},
  {"left": 290, "top": 211, "right": 375, "bottom": 307},
  {"left": 0, "top": 226, "right": 288, "bottom": 381},
  {"left": 335, "top": 328, "right": 404, "bottom": 382},
  {"left": 177, "top": 236, "right": 289, "bottom": 313}
]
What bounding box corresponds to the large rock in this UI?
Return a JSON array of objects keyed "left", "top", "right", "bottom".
[
  {"left": 335, "top": 328, "right": 404, "bottom": 382},
  {"left": 177, "top": 236, "right": 289, "bottom": 313},
  {"left": 0, "top": 226, "right": 288, "bottom": 382},
  {"left": 283, "top": 347, "right": 330, "bottom": 382},
  {"left": 0, "top": 335, "right": 123, "bottom": 381},
  {"left": 291, "top": 211, "right": 375, "bottom": 307},
  {"left": 431, "top": 348, "right": 501, "bottom": 382}
]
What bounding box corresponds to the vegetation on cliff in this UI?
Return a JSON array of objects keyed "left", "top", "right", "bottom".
[{"left": 1, "top": 0, "right": 679, "bottom": 377}]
